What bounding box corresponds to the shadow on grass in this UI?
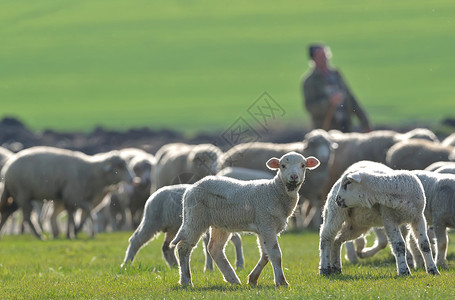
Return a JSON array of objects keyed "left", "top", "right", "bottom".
[
  {"left": 171, "top": 284, "right": 279, "bottom": 292},
  {"left": 321, "top": 272, "right": 396, "bottom": 281}
]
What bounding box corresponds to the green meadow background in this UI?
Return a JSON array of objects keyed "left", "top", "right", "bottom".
[{"left": 1, "top": 0, "right": 454, "bottom": 134}]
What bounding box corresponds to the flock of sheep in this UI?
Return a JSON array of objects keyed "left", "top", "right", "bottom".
[{"left": 1, "top": 127, "right": 455, "bottom": 286}]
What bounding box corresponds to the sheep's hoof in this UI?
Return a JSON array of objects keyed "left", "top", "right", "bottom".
[
  {"left": 319, "top": 268, "right": 332, "bottom": 276},
  {"left": 275, "top": 280, "right": 289, "bottom": 287},
  {"left": 398, "top": 269, "right": 411, "bottom": 276},
  {"left": 247, "top": 275, "right": 259, "bottom": 285},
  {"left": 179, "top": 279, "right": 193, "bottom": 287},
  {"left": 428, "top": 267, "right": 440, "bottom": 275}
]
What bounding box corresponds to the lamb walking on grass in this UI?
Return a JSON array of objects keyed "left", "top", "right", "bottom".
[
  {"left": 120, "top": 184, "right": 244, "bottom": 271},
  {"left": 319, "top": 161, "right": 439, "bottom": 276},
  {"left": 170, "top": 152, "right": 320, "bottom": 286},
  {"left": 345, "top": 170, "right": 455, "bottom": 269}
]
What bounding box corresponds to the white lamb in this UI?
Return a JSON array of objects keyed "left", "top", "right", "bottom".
[
  {"left": 346, "top": 170, "right": 455, "bottom": 269},
  {"left": 319, "top": 161, "right": 439, "bottom": 276},
  {"left": 120, "top": 184, "right": 244, "bottom": 271},
  {"left": 218, "top": 129, "right": 336, "bottom": 229},
  {"left": 170, "top": 152, "right": 320, "bottom": 286}
]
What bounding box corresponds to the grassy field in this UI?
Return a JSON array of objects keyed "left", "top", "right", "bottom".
[
  {"left": 1, "top": 230, "right": 455, "bottom": 299},
  {"left": 1, "top": 0, "right": 454, "bottom": 133}
]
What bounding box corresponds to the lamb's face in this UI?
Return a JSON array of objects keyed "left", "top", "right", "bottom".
[
  {"left": 103, "top": 154, "right": 134, "bottom": 184},
  {"left": 191, "top": 149, "right": 220, "bottom": 176},
  {"left": 131, "top": 158, "right": 153, "bottom": 187},
  {"left": 267, "top": 152, "right": 320, "bottom": 192},
  {"left": 335, "top": 172, "right": 365, "bottom": 208},
  {"left": 302, "top": 129, "right": 337, "bottom": 165}
]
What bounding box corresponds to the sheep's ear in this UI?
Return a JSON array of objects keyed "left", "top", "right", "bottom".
[
  {"left": 266, "top": 157, "right": 280, "bottom": 170},
  {"left": 306, "top": 156, "right": 320, "bottom": 170},
  {"left": 347, "top": 172, "right": 362, "bottom": 183}
]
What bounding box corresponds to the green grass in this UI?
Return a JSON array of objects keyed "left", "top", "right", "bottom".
[
  {"left": 1, "top": 0, "right": 454, "bottom": 133},
  {"left": 1, "top": 230, "right": 455, "bottom": 299}
]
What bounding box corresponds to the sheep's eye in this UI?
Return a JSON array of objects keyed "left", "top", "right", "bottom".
[
  {"left": 281, "top": 164, "right": 286, "bottom": 169},
  {"left": 301, "top": 163, "right": 305, "bottom": 168},
  {"left": 343, "top": 180, "right": 351, "bottom": 191}
]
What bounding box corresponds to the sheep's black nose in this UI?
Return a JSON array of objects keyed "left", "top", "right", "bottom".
[{"left": 290, "top": 174, "right": 298, "bottom": 181}]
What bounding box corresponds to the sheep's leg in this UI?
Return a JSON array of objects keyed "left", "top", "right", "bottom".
[
  {"left": 410, "top": 217, "right": 439, "bottom": 275},
  {"left": 230, "top": 233, "right": 244, "bottom": 270},
  {"left": 433, "top": 223, "right": 448, "bottom": 268},
  {"left": 176, "top": 241, "right": 194, "bottom": 287},
  {"left": 21, "top": 204, "right": 43, "bottom": 239},
  {"left": 248, "top": 235, "right": 269, "bottom": 285},
  {"left": 401, "top": 226, "right": 419, "bottom": 269},
  {"left": 382, "top": 220, "right": 411, "bottom": 275},
  {"left": 354, "top": 236, "right": 366, "bottom": 254},
  {"left": 260, "top": 232, "right": 287, "bottom": 286},
  {"left": 50, "top": 209, "right": 60, "bottom": 238},
  {"left": 174, "top": 219, "right": 208, "bottom": 286},
  {"left": 208, "top": 228, "right": 241, "bottom": 285},
  {"left": 75, "top": 204, "right": 95, "bottom": 238},
  {"left": 427, "top": 227, "right": 436, "bottom": 253},
  {"left": 319, "top": 205, "right": 346, "bottom": 275},
  {"left": 331, "top": 224, "right": 368, "bottom": 274},
  {"left": 302, "top": 200, "right": 322, "bottom": 230},
  {"left": 0, "top": 202, "right": 19, "bottom": 235},
  {"left": 202, "top": 231, "right": 213, "bottom": 271},
  {"left": 120, "top": 217, "right": 161, "bottom": 268},
  {"left": 358, "top": 228, "right": 389, "bottom": 259},
  {"left": 162, "top": 232, "right": 178, "bottom": 268},
  {"left": 50, "top": 202, "right": 65, "bottom": 238},
  {"left": 345, "top": 241, "right": 359, "bottom": 264},
  {"left": 66, "top": 207, "right": 77, "bottom": 239}
]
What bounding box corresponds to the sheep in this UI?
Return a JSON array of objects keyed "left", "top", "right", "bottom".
[
  {"left": 170, "top": 152, "right": 320, "bottom": 286},
  {"left": 47, "top": 148, "right": 155, "bottom": 236},
  {"left": 345, "top": 170, "right": 455, "bottom": 269},
  {"left": 122, "top": 165, "right": 274, "bottom": 271},
  {"left": 120, "top": 184, "right": 244, "bottom": 271},
  {"left": 386, "top": 139, "right": 455, "bottom": 170},
  {"left": 152, "top": 143, "right": 223, "bottom": 193},
  {"left": 218, "top": 129, "right": 336, "bottom": 229},
  {"left": 0, "top": 146, "right": 133, "bottom": 239},
  {"left": 319, "top": 161, "right": 439, "bottom": 276},
  {"left": 323, "top": 128, "right": 440, "bottom": 197},
  {"left": 113, "top": 148, "right": 156, "bottom": 228}
]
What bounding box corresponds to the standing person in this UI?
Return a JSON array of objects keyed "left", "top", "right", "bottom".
[{"left": 302, "top": 44, "right": 371, "bottom": 132}]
